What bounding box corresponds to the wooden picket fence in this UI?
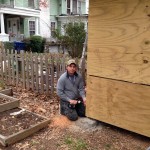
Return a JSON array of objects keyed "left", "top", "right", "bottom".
[
  {"left": 0, "top": 49, "right": 86, "bottom": 96},
  {"left": 0, "top": 49, "right": 67, "bottom": 95}
]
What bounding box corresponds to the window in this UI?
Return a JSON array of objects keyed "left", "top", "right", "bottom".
[
  {"left": 51, "top": 22, "right": 55, "bottom": 37},
  {"left": 29, "top": 21, "right": 35, "bottom": 36},
  {"left": 10, "top": 0, "right": 14, "bottom": 6},
  {"left": 78, "top": 1, "right": 81, "bottom": 14},
  {"left": 72, "top": 0, "right": 77, "bottom": 14},
  {"left": 28, "top": 0, "right": 34, "bottom": 8},
  {"left": 67, "top": 0, "right": 71, "bottom": 14}
]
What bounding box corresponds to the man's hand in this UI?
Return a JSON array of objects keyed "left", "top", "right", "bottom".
[
  {"left": 69, "top": 100, "right": 78, "bottom": 105},
  {"left": 83, "top": 98, "right": 86, "bottom": 106}
]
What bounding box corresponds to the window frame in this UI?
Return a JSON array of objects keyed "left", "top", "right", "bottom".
[
  {"left": 51, "top": 22, "right": 56, "bottom": 37},
  {"left": 67, "top": 0, "right": 71, "bottom": 14},
  {"left": 29, "top": 20, "right": 35, "bottom": 36},
  {"left": 28, "top": 0, "right": 35, "bottom": 8},
  {"left": 78, "top": 1, "right": 81, "bottom": 14},
  {"left": 72, "top": 0, "right": 77, "bottom": 14}
]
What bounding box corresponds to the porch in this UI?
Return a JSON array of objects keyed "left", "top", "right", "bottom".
[{"left": 0, "top": 6, "right": 40, "bottom": 42}]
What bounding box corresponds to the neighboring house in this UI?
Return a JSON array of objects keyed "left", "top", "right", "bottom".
[
  {"left": 0, "top": 0, "right": 88, "bottom": 42},
  {"left": 49, "top": 0, "right": 88, "bottom": 41},
  {"left": 0, "top": 0, "right": 50, "bottom": 42}
]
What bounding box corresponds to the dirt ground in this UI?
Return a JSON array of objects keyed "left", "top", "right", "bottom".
[{"left": 0, "top": 87, "right": 150, "bottom": 150}]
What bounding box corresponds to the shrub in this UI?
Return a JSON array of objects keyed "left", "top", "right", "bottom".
[
  {"left": 23, "top": 36, "right": 46, "bottom": 53},
  {"left": 3, "top": 42, "right": 14, "bottom": 52},
  {"left": 23, "top": 38, "right": 31, "bottom": 51},
  {"left": 54, "top": 22, "right": 86, "bottom": 58}
]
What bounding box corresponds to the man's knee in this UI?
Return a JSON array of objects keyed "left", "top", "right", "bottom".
[
  {"left": 77, "top": 110, "right": 85, "bottom": 117},
  {"left": 76, "top": 104, "right": 86, "bottom": 117},
  {"left": 60, "top": 100, "right": 78, "bottom": 121},
  {"left": 67, "top": 113, "right": 78, "bottom": 121},
  {"left": 66, "top": 108, "right": 78, "bottom": 121}
]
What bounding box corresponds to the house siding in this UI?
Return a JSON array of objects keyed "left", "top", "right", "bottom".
[
  {"left": 61, "top": 0, "right": 67, "bottom": 14},
  {"left": 50, "top": 0, "right": 88, "bottom": 35},
  {"left": 1, "top": 0, "right": 11, "bottom": 5},
  {"left": 50, "top": 0, "right": 59, "bottom": 21},
  {"left": 15, "top": 0, "right": 39, "bottom": 9},
  {"left": 15, "top": 0, "right": 24, "bottom": 7},
  {"left": 24, "top": 18, "right": 29, "bottom": 37}
]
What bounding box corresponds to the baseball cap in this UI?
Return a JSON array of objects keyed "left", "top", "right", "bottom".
[{"left": 67, "top": 59, "right": 77, "bottom": 66}]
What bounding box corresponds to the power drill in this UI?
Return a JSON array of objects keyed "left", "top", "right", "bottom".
[{"left": 68, "top": 99, "right": 81, "bottom": 109}]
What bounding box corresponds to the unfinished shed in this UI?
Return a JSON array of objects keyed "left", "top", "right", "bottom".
[{"left": 86, "top": 0, "right": 150, "bottom": 137}]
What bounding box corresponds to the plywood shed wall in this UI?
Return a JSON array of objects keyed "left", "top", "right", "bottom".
[{"left": 86, "top": 0, "right": 150, "bottom": 137}]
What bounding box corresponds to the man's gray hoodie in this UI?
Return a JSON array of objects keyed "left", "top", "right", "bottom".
[{"left": 56, "top": 71, "right": 86, "bottom": 102}]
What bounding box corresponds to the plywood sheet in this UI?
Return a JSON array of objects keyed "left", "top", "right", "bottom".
[
  {"left": 88, "top": 0, "right": 150, "bottom": 84},
  {"left": 86, "top": 75, "right": 150, "bottom": 137}
]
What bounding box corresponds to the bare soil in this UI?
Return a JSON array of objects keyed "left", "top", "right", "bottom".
[
  {"left": 0, "top": 108, "right": 44, "bottom": 136},
  {"left": 0, "top": 87, "right": 150, "bottom": 150}
]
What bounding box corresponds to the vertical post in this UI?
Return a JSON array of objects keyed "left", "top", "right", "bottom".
[
  {"left": 8, "top": 51, "right": 11, "bottom": 84},
  {"left": 51, "top": 55, "right": 54, "bottom": 96},
  {"left": 21, "top": 51, "right": 25, "bottom": 89},
  {"left": 15, "top": 50, "right": 19, "bottom": 87},
  {"left": 45, "top": 55, "right": 49, "bottom": 95},
  {"left": 40, "top": 54, "right": 44, "bottom": 93},
  {"left": 0, "top": 50, "right": 3, "bottom": 80},
  {"left": 35, "top": 53, "right": 39, "bottom": 93},
  {"left": 26, "top": 52, "right": 30, "bottom": 90},
  {"left": 0, "top": 13, "right": 5, "bottom": 34},
  {"left": 30, "top": 52, "right": 34, "bottom": 91},
  {"left": 11, "top": 50, "right": 15, "bottom": 85}
]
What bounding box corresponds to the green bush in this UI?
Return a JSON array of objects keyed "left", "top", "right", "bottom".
[
  {"left": 23, "top": 36, "right": 46, "bottom": 53},
  {"left": 3, "top": 42, "right": 14, "bottom": 51},
  {"left": 23, "top": 38, "right": 31, "bottom": 51},
  {"left": 54, "top": 22, "right": 86, "bottom": 58}
]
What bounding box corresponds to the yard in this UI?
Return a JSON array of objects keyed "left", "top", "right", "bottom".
[{"left": 0, "top": 86, "right": 150, "bottom": 150}]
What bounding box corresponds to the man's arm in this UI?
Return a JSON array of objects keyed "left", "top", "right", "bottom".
[{"left": 56, "top": 78, "right": 70, "bottom": 102}]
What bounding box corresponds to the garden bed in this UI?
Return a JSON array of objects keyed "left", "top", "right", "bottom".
[
  {"left": 0, "top": 93, "right": 19, "bottom": 113},
  {"left": 0, "top": 108, "right": 50, "bottom": 146},
  {"left": 0, "top": 88, "right": 13, "bottom": 96}
]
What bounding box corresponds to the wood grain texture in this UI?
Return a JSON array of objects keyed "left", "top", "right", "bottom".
[
  {"left": 87, "top": 0, "right": 150, "bottom": 84},
  {"left": 86, "top": 75, "right": 150, "bottom": 137}
]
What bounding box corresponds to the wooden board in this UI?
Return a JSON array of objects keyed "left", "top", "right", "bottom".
[
  {"left": 86, "top": 75, "right": 150, "bottom": 137},
  {"left": 87, "top": 0, "right": 150, "bottom": 84},
  {"left": 0, "top": 108, "right": 50, "bottom": 146},
  {"left": 0, "top": 93, "right": 19, "bottom": 113},
  {"left": 0, "top": 88, "right": 13, "bottom": 96}
]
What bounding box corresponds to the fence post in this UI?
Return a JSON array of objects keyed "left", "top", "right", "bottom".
[
  {"left": 26, "top": 52, "right": 30, "bottom": 90},
  {"left": 0, "top": 49, "right": 3, "bottom": 80},
  {"left": 51, "top": 55, "right": 54, "bottom": 96},
  {"left": 11, "top": 49, "right": 15, "bottom": 85},
  {"left": 40, "top": 54, "right": 44, "bottom": 93},
  {"left": 30, "top": 52, "right": 34, "bottom": 91},
  {"left": 45, "top": 54, "right": 49, "bottom": 95},
  {"left": 7, "top": 50, "right": 11, "bottom": 84},
  {"left": 15, "top": 50, "right": 19, "bottom": 87},
  {"left": 34, "top": 53, "right": 39, "bottom": 93},
  {"left": 3, "top": 49, "right": 7, "bottom": 82},
  {"left": 21, "top": 51, "right": 25, "bottom": 89}
]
